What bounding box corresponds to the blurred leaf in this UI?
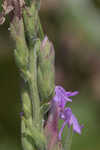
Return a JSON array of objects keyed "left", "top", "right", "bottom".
[
  {"left": 64, "top": 0, "right": 100, "bottom": 46},
  {"left": 0, "top": 123, "right": 21, "bottom": 150}
]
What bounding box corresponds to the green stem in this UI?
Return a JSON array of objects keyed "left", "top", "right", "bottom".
[
  {"left": 21, "top": 87, "right": 35, "bottom": 150},
  {"left": 28, "top": 40, "right": 41, "bottom": 128},
  {"left": 63, "top": 127, "right": 73, "bottom": 150}
]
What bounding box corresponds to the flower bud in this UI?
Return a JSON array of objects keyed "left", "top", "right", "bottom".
[{"left": 38, "top": 36, "right": 55, "bottom": 102}]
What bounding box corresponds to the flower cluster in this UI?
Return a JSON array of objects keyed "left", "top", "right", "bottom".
[{"left": 52, "top": 86, "right": 83, "bottom": 140}]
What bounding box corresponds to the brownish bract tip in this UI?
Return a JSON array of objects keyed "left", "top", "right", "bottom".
[{"left": 0, "top": 0, "right": 25, "bottom": 24}]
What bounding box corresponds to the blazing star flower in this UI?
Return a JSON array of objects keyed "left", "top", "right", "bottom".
[{"left": 52, "top": 85, "right": 83, "bottom": 140}]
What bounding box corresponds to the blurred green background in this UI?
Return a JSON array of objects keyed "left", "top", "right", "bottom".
[{"left": 0, "top": 0, "right": 100, "bottom": 150}]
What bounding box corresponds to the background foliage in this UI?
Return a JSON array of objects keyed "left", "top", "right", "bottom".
[{"left": 0, "top": 0, "right": 100, "bottom": 150}]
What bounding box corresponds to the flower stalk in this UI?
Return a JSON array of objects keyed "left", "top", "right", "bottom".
[{"left": 9, "top": 0, "right": 55, "bottom": 150}]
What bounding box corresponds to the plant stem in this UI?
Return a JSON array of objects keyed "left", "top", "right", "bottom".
[{"left": 28, "top": 41, "right": 41, "bottom": 128}]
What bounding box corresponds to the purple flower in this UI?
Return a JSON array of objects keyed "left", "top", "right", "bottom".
[
  {"left": 20, "top": 112, "right": 24, "bottom": 117},
  {"left": 52, "top": 85, "right": 83, "bottom": 140},
  {"left": 59, "top": 107, "right": 83, "bottom": 140},
  {"left": 53, "top": 86, "right": 79, "bottom": 109}
]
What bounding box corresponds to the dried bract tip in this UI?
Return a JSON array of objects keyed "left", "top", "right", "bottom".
[{"left": 0, "top": 0, "right": 25, "bottom": 24}]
